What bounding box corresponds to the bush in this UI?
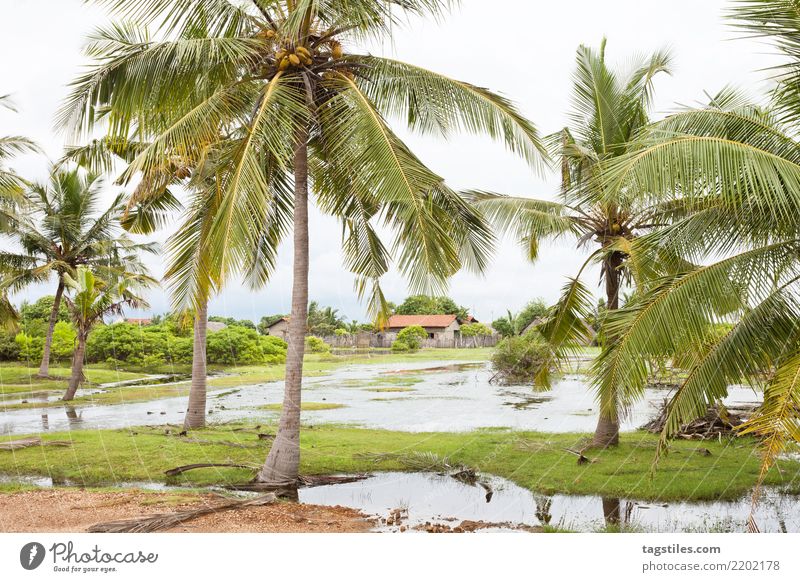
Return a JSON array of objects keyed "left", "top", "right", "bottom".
[
  {"left": 390, "top": 340, "right": 410, "bottom": 352},
  {"left": 0, "top": 331, "right": 20, "bottom": 361},
  {"left": 490, "top": 332, "right": 552, "bottom": 385},
  {"left": 50, "top": 321, "right": 77, "bottom": 362},
  {"left": 305, "top": 335, "right": 331, "bottom": 353},
  {"left": 15, "top": 332, "right": 43, "bottom": 362},
  {"left": 207, "top": 325, "right": 287, "bottom": 365},
  {"left": 395, "top": 325, "right": 427, "bottom": 351},
  {"left": 334, "top": 328, "right": 349, "bottom": 336}
]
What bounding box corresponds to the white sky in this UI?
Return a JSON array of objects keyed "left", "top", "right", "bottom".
[{"left": 0, "top": 0, "right": 782, "bottom": 324}]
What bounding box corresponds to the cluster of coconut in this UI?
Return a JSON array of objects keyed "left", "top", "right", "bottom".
[{"left": 258, "top": 27, "right": 345, "bottom": 71}]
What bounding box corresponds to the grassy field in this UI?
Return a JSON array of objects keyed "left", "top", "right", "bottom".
[
  {"left": 0, "top": 348, "right": 493, "bottom": 410},
  {"left": 0, "top": 423, "right": 796, "bottom": 502}
]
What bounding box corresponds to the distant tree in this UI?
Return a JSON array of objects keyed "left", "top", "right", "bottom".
[
  {"left": 62, "top": 267, "right": 153, "bottom": 401},
  {"left": 492, "top": 299, "right": 549, "bottom": 338},
  {"left": 307, "top": 301, "right": 346, "bottom": 335},
  {"left": 209, "top": 315, "right": 256, "bottom": 330},
  {"left": 395, "top": 295, "right": 469, "bottom": 319},
  {"left": 1, "top": 167, "right": 156, "bottom": 378}
]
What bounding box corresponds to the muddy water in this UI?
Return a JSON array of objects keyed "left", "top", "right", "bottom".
[
  {"left": 0, "top": 359, "right": 761, "bottom": 436},
  {"left": 299, "top": 472, "right": 800, "bottom": 533}
]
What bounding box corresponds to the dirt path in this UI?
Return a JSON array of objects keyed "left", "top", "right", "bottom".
[{"left": 0, "top": 489, "right": 374, "bottom": 533}]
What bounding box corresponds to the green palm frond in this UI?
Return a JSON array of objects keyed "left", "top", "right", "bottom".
[{"left": 357, "top": 56, "right": 549, "bottom": 171}]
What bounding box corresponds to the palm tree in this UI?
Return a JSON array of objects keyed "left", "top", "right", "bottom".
[
  {"left": 471, "top": 39, "right": 672, "bottom": 447},
  {"left": 62, "top": 266, "right": 153, "bottom": 400},
  {"left": 0, "top": 94, "right": 38, "bottom": 216},
  {"left": 0, "top": 167, "right": 157, "bottom": 378},
  {"left": 65, "top": 138, "right": 216, "bottom": 429},
  {"left": 1, "top": 94, "right": 38, "bottom": 327},
  {"left": 62, "top": 0, "right": 547, "bottom": 486},
  {"left": 588, "top": 0, "right": 800, "bottom": 509}
]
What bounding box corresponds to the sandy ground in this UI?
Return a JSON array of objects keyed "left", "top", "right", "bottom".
[{"left": 0, "top": 489, "right": 375, "bottom": 533}]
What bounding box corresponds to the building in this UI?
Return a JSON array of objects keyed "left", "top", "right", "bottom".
[
  {"left": 265, "top": 317, "right": 290, "bottom": 340},
  {"left": 384, "top": 314, "right": 461, "bottom": 345},
  {"left": 125, "top": 318, "right": 153, "bottom": 326}
]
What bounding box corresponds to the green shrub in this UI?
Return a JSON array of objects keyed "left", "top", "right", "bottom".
[
  {"left": 0, "top": 331, "right": 20, "bottom": 360},
  {"left": 390, "top": 340, "right": 410, "bottom": 352},
  {"left": 490, "top": 332, "right": 551, "bottom": 385},
  {"left": 206, "top": 325, "right": 287, "bottom": 364},
  {"left": 305, "top": 335, "right": 331, "bottom": 353},
  {"left": 15, "top": 332, "right": 43, "bottom": 362},
  {"left": 50, "top": 321, "right": 77, "bottom": 362},
  {"left": 396, "top": 325, "right": 427, "bottom": 351},
  {"left": 334, "top": 328, "right": 349, "bottom": 336}
]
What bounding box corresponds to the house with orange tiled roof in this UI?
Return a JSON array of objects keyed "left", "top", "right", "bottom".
[{"left": 385, "top": 314, "right": 461, "bottom": 344}]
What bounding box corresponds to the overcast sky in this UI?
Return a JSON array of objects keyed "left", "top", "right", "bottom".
[{"left": 0, "top": 0, "right": 782, "bottom": 324}]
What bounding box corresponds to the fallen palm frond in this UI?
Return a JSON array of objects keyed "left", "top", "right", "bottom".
[
  {"left": 355, "top": 451, "right": 470, "bottom": 473},
  {"left": 641, "top": 400, "right": 753, "bottom": 439},
  {"left": 0, "top": 438, "right": 72, "bottom": 451},
  {"left": 87, "top": 494, "right": 277, "bottom": 533}
]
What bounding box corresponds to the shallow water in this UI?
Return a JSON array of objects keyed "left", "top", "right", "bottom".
[
  {"left": 299, "top": 472, "right": 800, "bottom": 533},
  {"left": 0, "top": 359, "right": 761, "bottom": 436}
]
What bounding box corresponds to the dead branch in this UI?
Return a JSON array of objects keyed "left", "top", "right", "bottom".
[
  {"left": 0, "top": 438, "right": 72, "bottom": 451},
  {"left": 87, "top": 494, "right": 277, "bottom": 533}
]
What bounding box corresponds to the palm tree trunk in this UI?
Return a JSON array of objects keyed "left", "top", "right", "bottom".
[
  {"left": 592, "top": 251, "right": 623, "bottom": 447},
  {"left": 258, "top": 129, "right": 309, "bottom": 486},
  {"left": 183, "top": 298, "right": 208, "bottom": 430},
  {"left": 38, "top": 277, "right": 65, "bottom": 378},
  {"left": 63, "top": 332, "right": 87, "bottom": 401}
]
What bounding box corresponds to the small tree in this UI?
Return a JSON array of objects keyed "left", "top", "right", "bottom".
[
  {"left": 62, "top": 267, "right": 152, "bottom": 401},
  {"left": 395, "top": 325, "right": 428, "bottom": 351}
]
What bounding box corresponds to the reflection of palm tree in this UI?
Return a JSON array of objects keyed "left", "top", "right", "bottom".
[
  {"left": 65, "top": 406, "right": 82, "bottom": 425},
  {"left": 533, "top": 494, "right": 553, "bottom": 525}
]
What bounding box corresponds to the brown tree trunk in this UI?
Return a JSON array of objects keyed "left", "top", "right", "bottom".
[
  {"left": 38, "top": 277, "right": 65, "bottom": 378},
  {"left": 258, "top": 129, "right": 309, "bottom": 486},
  {"left": 183, "top": 298, "right": 209, "bottom": 430},
  {"left": 592, "top": 251, "right": 623, "bottom": 448},
  {"left": 63, "top": 332, "right": 87, "bottom": 401}
]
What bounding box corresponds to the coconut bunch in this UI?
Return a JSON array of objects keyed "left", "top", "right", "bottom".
[{"left": 253, "top": 24, "right": 348, "bottom": 77}]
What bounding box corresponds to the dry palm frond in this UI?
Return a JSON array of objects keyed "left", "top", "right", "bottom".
[{"left": 87, "top": 493, "right": 276, "bottom": 533}]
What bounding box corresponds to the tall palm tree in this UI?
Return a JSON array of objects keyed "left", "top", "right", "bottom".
[
  {"left": 62, "top": 266, "right": 153, "bottom": 400},
  {"left": 62, "top": 0, "right": 547, "bottom": 486},
  {"left": 0, "top": 167, "right": 157, "bottom": 378},
  {"left": 589, "top": 0, "right": 800, "bottom": 512},
  {"left": 471, "top": 39, "right": 672, "bottom": 447}
]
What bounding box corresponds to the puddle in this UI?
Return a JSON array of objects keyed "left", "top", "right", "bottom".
[
  {"left": 298, "top": 472, "right": 800, "bottom": 533},
  {"left": 0, "top": 359, "right": 762, "bottom": 436}
]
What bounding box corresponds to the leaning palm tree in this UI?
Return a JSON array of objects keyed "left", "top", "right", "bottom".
[
  {"left": 62, "top": 0, "right": 546, "bottom": 486},
  {"left": 471, "top": 39, "right": 672, "bottom": 447},
  {"left": 62, "top": 266, "right": 153, "bottom": 400},
  {"left": 0, "top": 167, "right": 158, "bottom": 377},
  {"left": 589, "top": 0, "right": 800, "bottom": 516}
]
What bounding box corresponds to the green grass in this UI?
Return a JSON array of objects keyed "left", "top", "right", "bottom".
[
  {"left": 258, "top": 402, "right": 345, "bottom": 411},
  {"left": 0, "top": 363, "right": 146, "bottom": 396},
  {"left": 1, "top": 424, "right": 796, "bottom": 502}
]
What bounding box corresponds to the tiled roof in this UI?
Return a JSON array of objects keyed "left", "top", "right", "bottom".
[{"left": 387, "top": 314, "right": 457, "bottom": 329}]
